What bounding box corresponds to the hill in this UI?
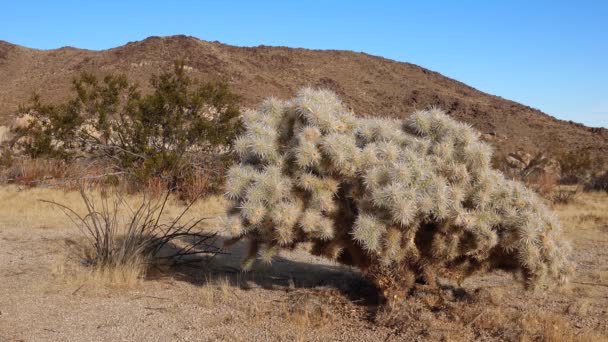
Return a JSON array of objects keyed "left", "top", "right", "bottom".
[{"left": 0, "top": 35, "right": 606, "bottom": 156}]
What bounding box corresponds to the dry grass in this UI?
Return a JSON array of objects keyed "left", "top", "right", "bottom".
[
  {"left": 554, "top": 191, "right": 608, "bottom": 241},
  {"left": 194, "top": 275, "right": 234, "bottom": 308},
  {"left": 73, "top": 260, "right": 146, "bottom": 289},
  {"left": 0, "top": 184, "right": 227, "bottom": 231},
  {"left": 49, "top": 247, "right": 144, "bottom": 289},
  {"left": 281, "top": 290, "right": 336, "bottom": 342},
  {"left": 518, "top": 312, "right": 605, "bottom": 342}
]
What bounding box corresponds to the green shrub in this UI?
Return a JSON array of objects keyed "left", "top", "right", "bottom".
[
  {"left": 12, "top": 61, "right": 242, "bottom": 191},
  {"left": 224, "top": 89, "right": 572, "bottom": 299}
]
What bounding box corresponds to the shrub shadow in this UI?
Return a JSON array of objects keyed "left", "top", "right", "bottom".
[{"left": 149, "top": 236, "right": 380, "bottom": 305}]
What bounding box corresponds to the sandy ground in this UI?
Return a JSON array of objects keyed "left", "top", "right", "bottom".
[{"left": 0, "top": 187, "right": 607, "bottom": 341}]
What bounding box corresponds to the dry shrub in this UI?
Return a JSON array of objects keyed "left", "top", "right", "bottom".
[
  {"left": 46, "top": 185, "right": 222, "bottom": 286},
  {"left": 214, "top": 275, "right": 233, "bottom": 299},
  {"left": 77, "top": 259, "right": 148, "bottom": 288},
  {"left": 144, "top": 176, "right": 169, "bottom": 199},
  {"left": 585, "top": 170, "right": 608, "bottom": 193},
  {"left": 552, "top": 186, "right": 581, "bottom": 205},
  {"left": 178, "top": 172, "right": 212, "bottom": 203},
  {"left": 529, "top": 171, "right": 558, "bottom": 197},
  {"left": 0, "top": 157, "right": 124, "bottom": 194},
  {"left": 1, "top": 158, "right": 69, "bottom": 186}
]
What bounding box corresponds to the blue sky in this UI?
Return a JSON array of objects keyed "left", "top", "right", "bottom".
[{"left": 1, "top": 1, "right": 606, "bottom": 127}]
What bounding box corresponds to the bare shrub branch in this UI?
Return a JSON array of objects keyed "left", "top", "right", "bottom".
[{"left": 42, "top": 184, "right": 224, "bottom": 277}]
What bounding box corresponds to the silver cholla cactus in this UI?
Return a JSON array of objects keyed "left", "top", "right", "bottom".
[{"left": 224, "top": 88, "right": 572, "bottom": 295}]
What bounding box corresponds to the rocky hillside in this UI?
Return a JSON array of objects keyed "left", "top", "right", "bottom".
[{"left": 0, "top": 35, "right": 606, "bottom": 156}]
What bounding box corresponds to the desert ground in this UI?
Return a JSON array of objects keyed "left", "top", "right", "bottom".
[{"left": 0, "top": 185, "right": 606, "bottom": 341}]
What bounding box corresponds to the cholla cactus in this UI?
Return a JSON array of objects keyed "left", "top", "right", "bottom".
[{"left": 224, "top": 89, "right": 572, "bottom": 297}]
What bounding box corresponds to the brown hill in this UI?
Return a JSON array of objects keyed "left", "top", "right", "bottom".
[{"left": 0, "top": 35, "right": 606, "bottom": 156}]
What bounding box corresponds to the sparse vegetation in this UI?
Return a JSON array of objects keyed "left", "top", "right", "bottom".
[
  {"left": 1, "top": 186, "right": 607, "bottom": 340},
  {"left": 224, "top": 88, "right": 573, "bottom": 299},
  {"left": 551, "top": 185, "right": 581, "bottom": 205},
  {"left": 492, "top": 148, "right": 606, "bottom": 201},
  {"left": 44, "top": 185, "right": 222, "bottom": 285},
  {"left": 557, "top": 150, "right": 596, "bottom": 184},
  {"left": 8, "top": 61, "right": 242, "bottom": 196},
  {"left": 2, "top": 34, "right": 606, "bottom": 342},
  {"left": 585, "top": 170, "right": 608, "bottom": 193}
]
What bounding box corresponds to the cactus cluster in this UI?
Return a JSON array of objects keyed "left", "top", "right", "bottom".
[{"left": 224, "top": 88, "right": 572, "bottom": 294}]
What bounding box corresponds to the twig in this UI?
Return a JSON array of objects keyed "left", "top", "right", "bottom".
[
  {"left": 72, "top": 284, "right": 85, "bottom": 295},
  {"left": 466, "top": 310, "right": 486, "bottom": 327}
]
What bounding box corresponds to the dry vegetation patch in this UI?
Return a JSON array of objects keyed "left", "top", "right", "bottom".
[
  {"left": 0, "top": 187, "right": 607, "bottom": 341},
  {"left": 0, "top": 184, "right": 226, "bottom": 230},
  {"left": 555, "top": 191, "right": 608, "bottom": 239}
]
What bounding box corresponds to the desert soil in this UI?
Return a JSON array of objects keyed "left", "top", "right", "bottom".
[{"left": 0, "top": 187, "right": 607, "bottom": 341}]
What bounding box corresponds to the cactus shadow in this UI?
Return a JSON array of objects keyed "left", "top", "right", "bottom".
[{"left": 159, "top": 237, "right": 381, "bottom": 305}]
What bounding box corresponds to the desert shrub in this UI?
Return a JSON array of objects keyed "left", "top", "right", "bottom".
[
  {"left": 223, "top": 89, "right": 572, "bottom": 299},
  {"left": 10, "top": 61, "right": 242, "bottom": 194},
  {"left": 530, "top": 171, "right": 558, "bottom": 197},
  {"left": 46, "top": 185, "right": 221, "bottom": 281},
  {"left": 585, "top": 171, "right": 608, "bottom": 193},
  {"left": 551, "top": 186, "right": 581, "bottom": 205},
  {"left": 557, "top": 149, "right": 603, "bottom": 184},
  {"left": 0, "top": 157, "right": 70, "bottom": 186}
]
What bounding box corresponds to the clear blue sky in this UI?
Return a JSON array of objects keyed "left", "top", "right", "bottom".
[{"left": 1, "top": 1, "right": 606, "bottom": 127}]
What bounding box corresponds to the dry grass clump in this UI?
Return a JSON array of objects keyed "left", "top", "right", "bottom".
[
  {"left": 551, "top": 185, "right": 581, "bottom": 205},
  {"left": 285, "top": 291, "right": 334, "bottom": 327},
  {"left": 49, "top": 246, "right": 145, "bottom": 288},
  {"left": 224, "top": 88, "right": 573, "bottom": 298},
  {"left": 194, "top": 275, "right": 234, "bottom": 307}
]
